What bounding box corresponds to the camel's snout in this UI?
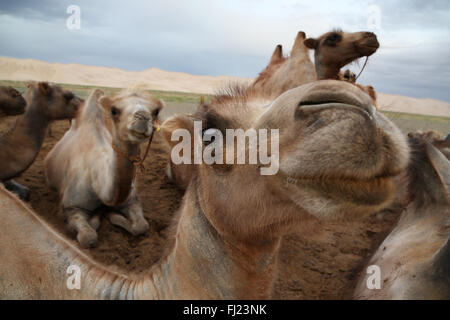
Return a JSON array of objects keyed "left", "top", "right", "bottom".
[
  {"left": 356, "top": 32, "right": 379, "bottom": 56},
  {"left": 129, "top": 110, "right": 152, "bottom": 138}
]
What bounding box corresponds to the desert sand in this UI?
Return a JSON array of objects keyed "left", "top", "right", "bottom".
[{"left": 0, "top": 56, "right": 448, "bottom": 117}]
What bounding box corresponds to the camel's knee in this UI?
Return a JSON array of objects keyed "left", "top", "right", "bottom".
[
  {"left": 131, "top": 217, "right": 149, "bottom": 236},
  {"left": 65, "top": 208, "right": 98, "bottom": 248},
  {"left": 77, "top": 228, "right": 98, "bottom": 248}
]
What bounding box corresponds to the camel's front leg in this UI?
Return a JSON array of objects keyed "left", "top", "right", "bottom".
[
  {"left": 108, "top": 194, "right": 149, "bottom": 236},
  {"left": 64, "top": 207, "right": 98, "bottom": 248}
]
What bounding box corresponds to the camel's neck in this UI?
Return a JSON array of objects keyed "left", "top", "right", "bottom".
[
  {"left": 0, "top": 99, "right": 49, "bottom": 180},
  {"left": 135, "top": 187, "right": 281, "bottom": 299},
  {"left": 109, "top": 139, "right": 141, "bottom": 206},
  {"left": 315, "top": 53, "right": 340, "bottom": 80}
]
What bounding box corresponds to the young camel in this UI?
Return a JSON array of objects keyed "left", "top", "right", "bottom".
[
  {"left": 0, "top": 82, "right": 82, "bottom": 201},
  {"left": 354, "top": 132, "right": 449, "bottom": 299},
  {"left": 0, "top": 80, "right": 408, "bottom": 299},
  {"left": 45, "top": 89, "right": 162, "bottom": 248},
  {"left": 338, "top": 69, "right": 377, "bottom": 107},
  {"left": 304, "top": 30, "right": 379, "bottom": 80},
  {"left": 250, "top": 31, "right": 316, "bottom": 98},
  {"left": 0, "top": 86, "right": 26, "bottom": 117}
]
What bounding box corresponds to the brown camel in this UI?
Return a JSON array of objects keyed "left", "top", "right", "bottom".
[
  {"left": 45, "top": 89, "right": 162, "bottom": 248},
  {"left": 354, "top": 132, "right": 449, "bottom": 299},
  {"left": 250, "top": 31, "right": 316, "bottom": 98},
  {"left": 304, "top": 30, "right": 379, "bottom": 80},
  {"left": 0, "top": 86, "right": 26, "bottom": 117},
  {"left": 0, "top": 80, "right": 408, "bottom": 299},
  {"left": 0, "top": 82, "right": 82, "bottom": 200}
]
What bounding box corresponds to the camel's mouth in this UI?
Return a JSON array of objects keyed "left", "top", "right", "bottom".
[{"left": 130, "top": 130, "right": 151, "bottom": 140}]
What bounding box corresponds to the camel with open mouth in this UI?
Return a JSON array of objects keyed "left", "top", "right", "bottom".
[
  {"left": 0, "top": 80, "right": 408, "bottom": 299},
  {"left": 0, "top": 86, "right": 26, "bottom": 117},
  {"left": 44, "top": 89, "right": 163, "bottom": 248},
  {"left": 354, "top": 132, "right": 449, "bottom": 299},
  {"left": 0, "top": 82, "right": 82, "bottom": 201}
]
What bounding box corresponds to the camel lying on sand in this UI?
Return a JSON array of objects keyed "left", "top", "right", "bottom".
[
  {"left": 354, "top": 132, "right": 449, "bottom": 299},
  {"left": 338, "top": 69, "right": 377, "bottom": 107},
  {"left": 0, "top": 86, "right": 26, "bottom": 117},
  {"left": 0, "top": 82, "right": 82, "bottom": 201},
  {"left": 304, "top": 30, "right": 379, "bottom": 80},
  {"left": 0, "top": 80, "right": 406, "bottom": 299},
  {"left": 45, "top": 89, "right": 163, "bottom": 248}
]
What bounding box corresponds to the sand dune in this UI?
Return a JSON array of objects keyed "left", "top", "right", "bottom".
[{"left": 0, "top": 56, "right": 448, "bottom": 117}]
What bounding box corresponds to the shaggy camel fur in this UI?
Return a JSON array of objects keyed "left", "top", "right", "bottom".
[
  {"left": 304, "top": 30, "right": 379, "bottom": 80},
  {"left": 0, "top": 86, "right": 26, "bottom": 117},
  {"left": 0, "top": 82, "right": 82, "bottom": 200},
  {"left": 354, "top": 132, "right": 449, "bottom": 299},
  {"left": 0, "top": 80, "right": 409, "bottom": 299},
  {"left": 45, "top": 89, "right": 162, "bottom": 248},
  {"left": 250, "top": 31, "right": 316, "bottom": 98}
]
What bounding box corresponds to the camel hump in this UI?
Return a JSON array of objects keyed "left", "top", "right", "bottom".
[
  {"left": 291, "top": 31, "right": 307, "bottom": 55},
  {"left": 269, "top": 45, "right": 283, "bottom": 64},
  {"left": 79, "top": 89, "right": 105, "bottom": 122}
]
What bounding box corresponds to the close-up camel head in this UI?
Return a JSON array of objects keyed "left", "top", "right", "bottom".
[
  {"left": 25, "top": 82, "right": 83, "bottom": 120},
  {"left": 0, "top": 86, "right": 26, "bottom": 117},
  {"left": 304, "top": 30, "right": 379, "bottom": 79},
  {"left": 163, "top": 80, "right": 409, "bottom": 240},
  {"left": 98, "top": 91, "right": 163, "bottom": 144}
]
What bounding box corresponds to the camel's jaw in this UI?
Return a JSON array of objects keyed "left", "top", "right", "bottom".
[{"left": 282, "top": 173, "right": 396, "bottom": 209}]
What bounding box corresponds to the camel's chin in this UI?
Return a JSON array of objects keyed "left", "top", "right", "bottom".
[{"left": 285, "top": 175, "right": 396, "bottom": 219}]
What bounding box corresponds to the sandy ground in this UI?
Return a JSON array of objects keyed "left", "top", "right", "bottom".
[
  {"left": 3, "top": 101, "right": 444, "bottom": 299},
  {"left": 1, "top": 56, "right": 449, "bottom": 118}
]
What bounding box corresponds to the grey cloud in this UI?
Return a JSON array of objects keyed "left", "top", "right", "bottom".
[{"left": 0, "top": 0, "right": 449, "bottom": 102}]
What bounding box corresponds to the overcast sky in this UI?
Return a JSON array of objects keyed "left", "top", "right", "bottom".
[{"left": 1, "top": 0, "right": 449, "bottom": 102}]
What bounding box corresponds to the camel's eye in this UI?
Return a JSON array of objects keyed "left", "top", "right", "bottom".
[
  {"left": 152, "top": 108, "right": 159, "bottom": 118},
  {"left": 111, "top": 107, "right": 120, "bottom": 117},
  {"left": 325, "top": 32, "right": 342, "bottom": 46},
  {"left": 64, "top": 92, "right": 74, "bottom": 101}
]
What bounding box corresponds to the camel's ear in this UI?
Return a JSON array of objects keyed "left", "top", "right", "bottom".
[
  {"left": 98, "top": 95, "right": 120, "bottom": 118},
  {"left": 291, "top": 31, "right": 306, "bottom": 53},
  {"left": 38, "top": 82, "right": 52, "bottom": 96},
  {"left": 304, "top": 38, "right": 319, "bottom": 49},
  {"left": 161, "top": 115, "right": 194, "bottom": 148},
  {"left": 98, "top": 96, "right": 113, "bottom": 110}
]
